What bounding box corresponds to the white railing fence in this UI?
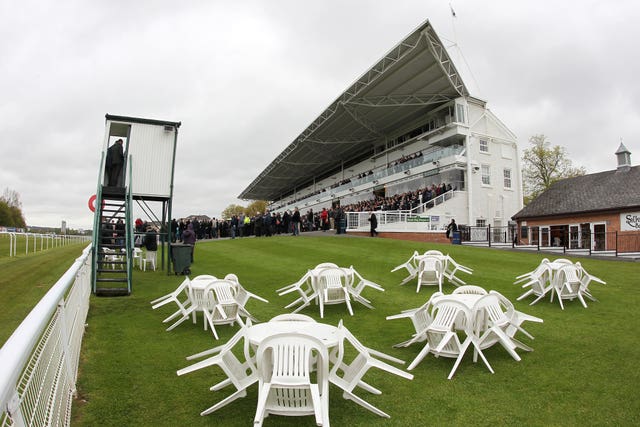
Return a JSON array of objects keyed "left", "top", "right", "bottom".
[
  {"left": 0, "top": 232, "right": 91, "bottom": 257},
  {"left": 345, "top": 190, "right": 458, "bottom": 231},
  {"left": 0, "top": 244, "right": 92, "bottom": 427}
]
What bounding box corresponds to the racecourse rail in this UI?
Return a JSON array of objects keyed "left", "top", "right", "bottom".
[{"left": 0, "top": 245, "right": 92, "bottom": 427}]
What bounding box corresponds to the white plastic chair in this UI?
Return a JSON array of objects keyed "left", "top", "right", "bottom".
[
  {"left": 150, "top": 277, "right": 193, "bottom": 326},
  {"left": 254, "top": 332, "right": 330, "bottom": 426},
  {"left": 473, "top": 294, "right": 533, "bottom": 362},
  {"left": 177, "top": 321, "right": 257, "bottom": 416},
  {"left": 315, "top": 262, "right": 339, "bottom": 269},
  {"left": 552, "top": 264, "right": 586, "bottom": 309},
  {"left": 269, "top": 313, "right": 317, "bottom": 322},
  {"left": 316, "top": 267, "right": 353, "bottom": 318},
  {"left": 423, "top": 250, "right": 444, "bottom": 256},
  {"left": 278, "top": 270, "right": 318, "bottom": 314},
  {"left": 344, "top": 266, "right": 384, "bottom": 309},
  {"left": 141, "top": 250, "right": 157, "bottom": 271},
  {"left": 390, "top": 251, "right": 420, "bottom": 285},
  {"left": 132, "top": 247, "right": 143, "bottom": 269},
  {"left": 575, "top": 262, "right": 606, "bottom": 301},
  {"left": 416, "top": 256, "right": 443, "bottom": 293},
  {"left": 202, "top": 280, "right": 246, "bottom": 339},
  {"left": 102, "top": 247, "right": 121, "bottom": 270},
  {"left": 442, "top": 256, "right": 473, "bottom": 286},
  {"left": 223, "top": 273, "right": 269, "bottom": 316},
  {"left": 385, "top": 292, "right": 443, "bottom": 348},
  {"left": 489, "top": 290, "right": 542, "bottom": 340},
  {"left": 452, "top": 285, "right": 488, "bottom": 295},
  {"left": 516, "top": 263, "right": 553, "bottom": 305},
  {"left": 514, "top": 259, "right": 549, "bottom": 284},
  {"left": 164, "top": 276, "right": 217, "bottom": 333},
  {"left": 329, "top": 321, "right": 412, "bottom": 418},
  {"left": 407, "top": 299, "right": 493, "bottom": 379}
]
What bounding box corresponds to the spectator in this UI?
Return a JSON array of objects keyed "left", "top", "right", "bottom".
[{"left": 182, "top": 222, "right": 196, "bottom": 262}]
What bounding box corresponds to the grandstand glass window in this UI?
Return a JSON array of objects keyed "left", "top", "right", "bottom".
[
  {"left": 503, "top": 168, "right": 512, "bottom": 188},
  {"left": 481, "top": 164, "right": 491, "bottom": 185},
  {"left": 476, "top": 219, "right": 487, "bottom": 227},
  {"left": 479, "top": 139, "right": 489, "bottom": 153}
]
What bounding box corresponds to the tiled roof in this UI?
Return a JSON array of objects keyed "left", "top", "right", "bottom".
[{"left": 512, "top": 165, "right": 640, "bottom": 219}]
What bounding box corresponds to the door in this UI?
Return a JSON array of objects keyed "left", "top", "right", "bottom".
[
  {"left": 569, "top": 224, "right": 579, "bottom": 249},
  {"left": 593, "top": 224, "right": 606, "bottom": 251},
  {"left": 540, "top": 227, "right": 550, "bottom": 247}
]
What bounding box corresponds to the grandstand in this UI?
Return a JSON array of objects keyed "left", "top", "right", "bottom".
[{"left": 239, "top": 20, "right": 522, "bottom": 235}]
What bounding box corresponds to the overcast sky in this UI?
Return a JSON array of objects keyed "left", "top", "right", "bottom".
[{"left": 2, "top": 0, "right": 639, "bottom": 230}]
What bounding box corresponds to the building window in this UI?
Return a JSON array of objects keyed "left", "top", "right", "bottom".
[
  {"left": 476, "top": 219, "right": 486, "bottom": 227},
  {"left": 503, "top": 168, "right": 512, "bottom": 188},
  {"left": 481, "top": 164, "right": 491, "bottom": 185},
  {"left": 456, "top": 104, "right": 466, "bottom": 124},
  {"left": 479, "top": 139, "right": 489, "bottom": 153}
]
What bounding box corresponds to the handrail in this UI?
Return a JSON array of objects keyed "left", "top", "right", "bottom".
[{"left": 0, "top": 244, "right": 92, "bottom": 426}]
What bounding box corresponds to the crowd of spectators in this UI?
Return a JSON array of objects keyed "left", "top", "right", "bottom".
[
  {"left": 273, "top": 148, "right": 427, "bottom": 210},
  {"left": 165, "top": 181, "right": 452, "bottom": 244},
  {"left": 340, "top": 182, "right": 452, "bottom": 213}
]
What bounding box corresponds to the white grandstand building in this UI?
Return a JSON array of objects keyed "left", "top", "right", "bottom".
[{"left": 239, "top": 20, "right": 523, "bottom": 235}]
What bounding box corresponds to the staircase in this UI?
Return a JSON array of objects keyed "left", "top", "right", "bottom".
[{"left": 93, "top": 186, "right": 132, "bottom": 296}]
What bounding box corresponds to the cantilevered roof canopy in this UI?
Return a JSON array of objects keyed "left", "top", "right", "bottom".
[{"left": 239, "top": 20, "right": 469, "bottom": 201}]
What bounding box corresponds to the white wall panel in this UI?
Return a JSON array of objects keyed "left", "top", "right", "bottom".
[{"left": 126, "top": 124, "right": 176, "bottom": 198}]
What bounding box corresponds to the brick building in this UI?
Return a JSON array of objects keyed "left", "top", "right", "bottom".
[{"left": 512, "top": 144, "right": 640, "bottom": 253}]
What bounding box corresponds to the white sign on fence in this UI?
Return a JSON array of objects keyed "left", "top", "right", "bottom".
[{"left": 620, "top": 212, "right": 640, "bottom": 231}]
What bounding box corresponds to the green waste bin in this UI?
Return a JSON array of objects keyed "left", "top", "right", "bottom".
[{"left": 170, "top": 244, "right": 192, "bottom": 275}]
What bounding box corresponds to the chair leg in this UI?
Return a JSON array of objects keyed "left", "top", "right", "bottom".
[
  {"left": 447, "top": 339, "right": 471, "bottom": 380},
  {"left": 470, "top": 340, "right": 494, "bottom": 374},
  {"left": 343, "top": 390, "right": 390, "bottom": 418},
  {"left": 253, "top": 384, "right": 271, "bottom": 426},
  {"left": 577, "top": 292, "right": 588, "bottom": 308},
  {"left": 530, "top": 291, "right": 548, "bottom": 306},
  {"left": 344, "top": 292, "right": 354, "bottom": 316},
  {"left": 517, "top": 289, "right": 533, "bottom": 301},
  {"left": 166, "top": 315, "right": 190, "bottom": 331},
  {"left": 408, "top": 343, "right": 431, "bottom": 370},
  {"left": 201, "top": 388, "right": 248, "bottom": 416},
  {"left": 357, "top": 380, "right": 382, "bottom": 395}
]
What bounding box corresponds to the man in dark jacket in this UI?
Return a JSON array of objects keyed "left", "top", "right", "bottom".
[
  {"left": 105, "top": 138, "right": 124, "bottom": 186},
  {"left": 368, "top": 212, "right": 378, "bottom": 237},
  {"left": 182, "top": 223, "right": 196, "bottom": 262},
  {"left": 144, "top": 227, "right": 158, "bottom": 251}
]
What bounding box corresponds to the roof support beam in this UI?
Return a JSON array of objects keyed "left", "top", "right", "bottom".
[
  {"left": 347, "top": 93, "right": 455, "bottom": 107},
  {"left": 341, "top": 103, "right": 383, "bottom": 136},
  {"left": 423, "top": 27, "right": 468, "bottom": 97}
]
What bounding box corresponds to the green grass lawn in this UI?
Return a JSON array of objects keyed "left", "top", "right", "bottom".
[{"left": 4, "top": 235, "right": 639, "bottom": 426}]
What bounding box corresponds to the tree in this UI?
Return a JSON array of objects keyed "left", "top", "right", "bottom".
[
  {"left": 0, "top": 188, "right": 26, "bottom": 228},
  {"left": 522, "top": 135, "right": 586, "bottom": 205},
  {"left": 221, "top": 204, "right": 246, "bottom": 220},
  {"left": 245, "top": 200, "right": 268, "bottom": 216},
  {"left": 221, "top": 200, "right": 269, "bottom": 220}
]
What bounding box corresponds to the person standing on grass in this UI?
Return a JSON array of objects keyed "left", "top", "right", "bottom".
[
  {"left": 321, "top": 208, "right": 329, "bottom": 232},
  {"left": 182, "top": 222, "right": 196, "bottom": 262},
  {"left": 368, "top": 211, "right": 378, "bottom": 237},
  {"left": 291, "top": 207, "right": 301, "bottom": 235},
  {"left": 446, "top": 218, "right": 458, "bottom": 239}
]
